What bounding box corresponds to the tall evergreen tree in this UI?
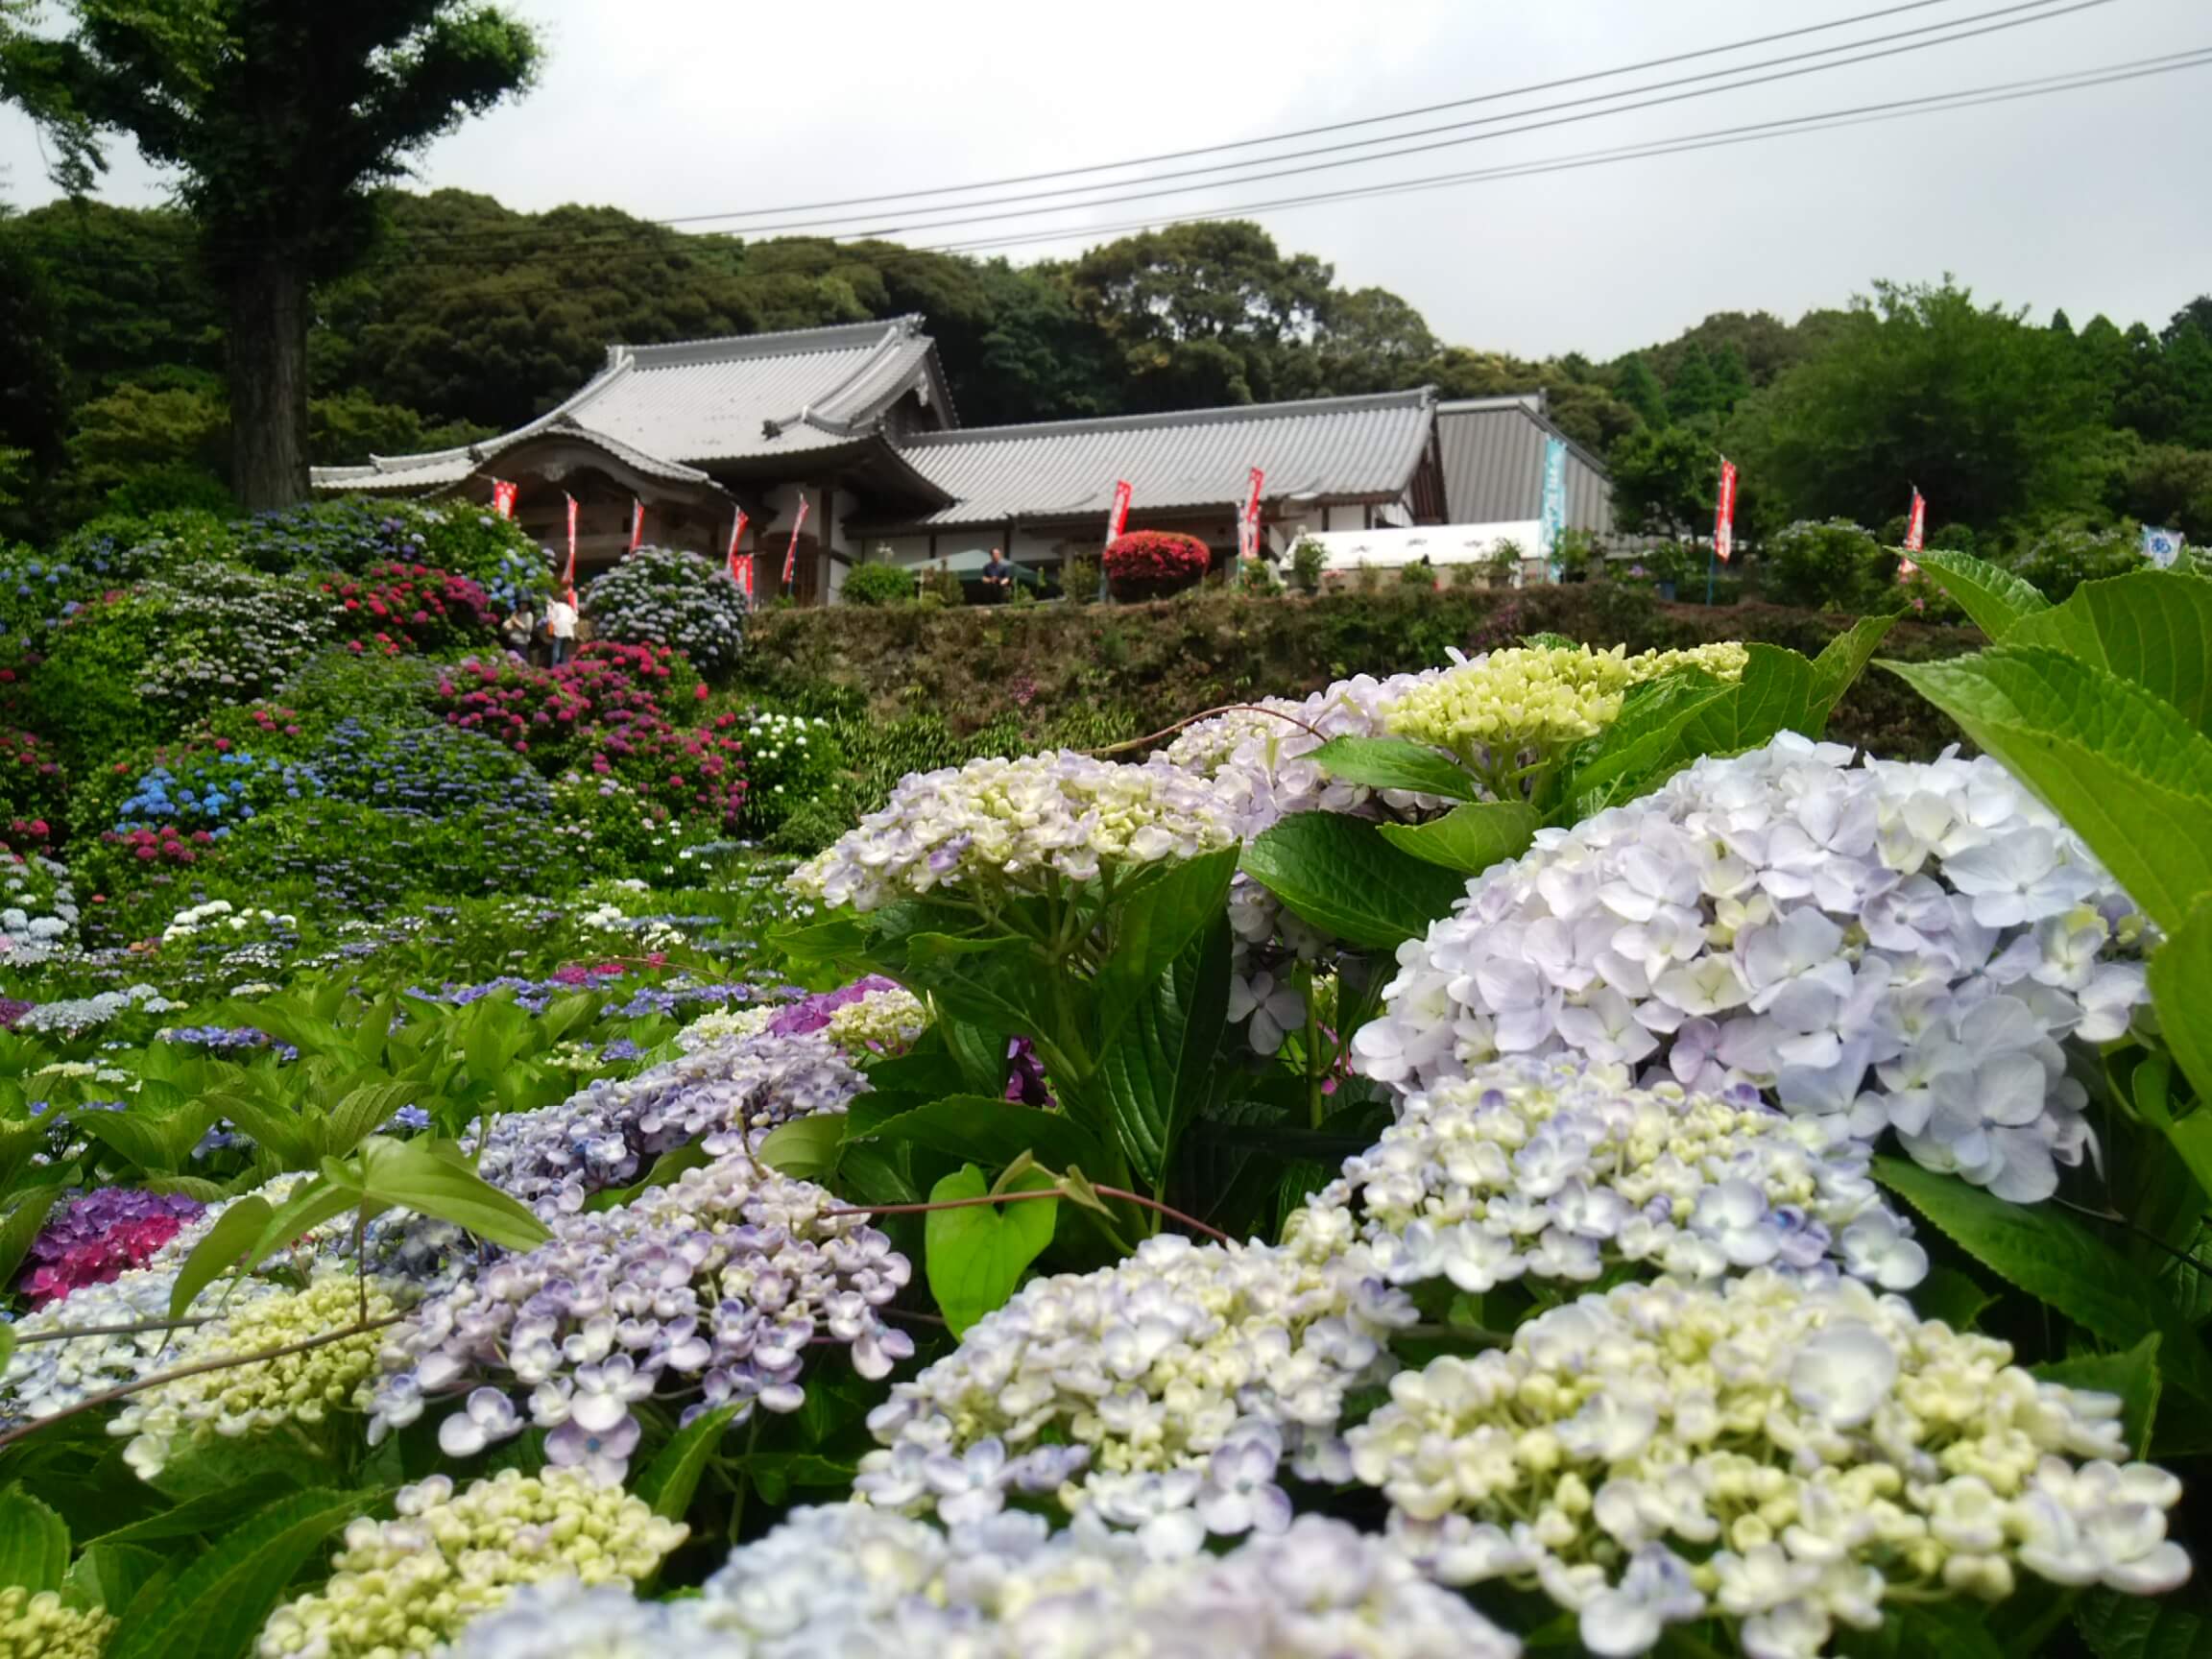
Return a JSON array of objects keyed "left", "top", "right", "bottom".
[{"left": 5, "top": 2, "right": 541, "bottom": 509}]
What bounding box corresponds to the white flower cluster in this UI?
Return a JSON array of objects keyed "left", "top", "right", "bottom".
[
  {"left": 857, "top": 1234, "right": 1412, "bottom": 1546},
  {"left": 160, "top": 897, "right": 297, "bottom": 944},
  {"left": 445, "top": 1505, "right": 1520, "bottom": 1659},
  {"left": 577, "top": 901, "right": 686, "bottom": 953},
  {"left": 1, "top": 850, "right": 78, "bottom": 962},
  {"left": 1286, "top": 1054, "right": 1929, "bottom": 1295},
  {"left": 111, "top": 1273, "right": 410, "bottom": 1479},
  {"left": 1164, "top": 668, "right": 1458, "bottom": 840},
  {"left": 1345, "top": 1271, "right": 2188, "bottom": 1658},
  {"left": 473, "top": 1026, "right": 867, "bottom": 1214},
  {"left": 822, "top": 983, "right": 929, "bottom": 1055},
  {"left": 789, "top": 750, "right": 1238, "bottom": 913},
  {"left": 13, "top": 981, "right": 179, "bottom": 1034},
  {"left": 368, "top": 1152, "right": 912, "bottom": 1483},
  {"left": 675, "top": 1003, "right": 775, "bottom": 1052},
  {"left": 257, "top": 1469, "right": 688, "bottom": 1659},
  {"left": 0, "top": 1253, "right": 275, "bottom": 1428},
  {"left": 1355, "top": 735, "right": 2149, "bottom": 1202}
]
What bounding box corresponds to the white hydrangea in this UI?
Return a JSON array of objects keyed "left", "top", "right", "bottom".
[
  {"left": 0, "top": 850, "right": 78, "bottom": 963},
  {"left": 1354, "top": 735, "right": 2150, "bottom": 1202},
  {"left": 1287, "top": 1053, "right": 1929, "bottom": 1295},
  {"left": 688, "top": 1503, "right": 1519, "bottom": 1658},
  {"left": 1342, "top": 1270, "right": 2186, "bottom": 1659},
  {"left": 823, "top": 984, "right": 930, "bottom": 1055},
  {"left": 789, "top": 750, "right": 1238, "bottom": 913},
  {"left": 675, "top": 1004, "right": 776, "bottom": 1052},
  {"left": 856, "top": 1234, "right": 1413, "bottom": 1546}
]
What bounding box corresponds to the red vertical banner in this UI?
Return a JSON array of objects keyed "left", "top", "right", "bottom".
[
  {"left": 726, "top": 509, "right": 749, "bottom": 581},
  {"left": 1105, "top": 479, "right": 1132, "bottom": 547},
  {"left": 1714, "top": 459, "right": 1738, "bottom": 565},
  {"left": 1238, "top": 466, "right": 1265, "bottom": 562},
  {"left": 735, "top": 555, "right": 755, "bottom": 598},
  {"left": 628, "top": 498, "right": 645, "bottom": 552},
  {"left": 564, "top": 493, "right": 579, "bottom": 588},
  {"left": 490, "top": 479, "right": 517, "bottom": 519},
  {"left": 1900, "top": 487, "right": 1926, "bottom": 578},
  {"left": 782, "top": 493, "right": 810, "bottom": 589}
]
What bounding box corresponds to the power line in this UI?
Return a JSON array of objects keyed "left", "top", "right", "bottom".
[
  {"left": 922, "top": 45, "right": 2212, "bottom": 256},
  {"left": 697, "top": 0, "right": 2111, "bottom": 241},
  {"left": 661, "top": 0, "right": 1988, "bottom": 221},
  {"left": 204, "top": 0, "right": 2106, "bottom": 264}
]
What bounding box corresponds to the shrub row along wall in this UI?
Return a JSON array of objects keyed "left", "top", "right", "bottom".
[{"left": 734, "top": 587, "right": 1977, "bottom": 764}]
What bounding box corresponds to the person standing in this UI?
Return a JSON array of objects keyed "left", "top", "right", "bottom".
[
  {"left": 979, "top": 546, "right": 1013, "bottom": 604},
  {"left": 544, "top": 589, "right": 578, "bottom": 665},
  {"left": 499, "top": 604, "right": 534, "bottom": 660}
]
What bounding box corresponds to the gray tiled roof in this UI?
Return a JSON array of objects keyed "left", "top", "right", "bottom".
[
  {"left": 1435, "top": 395, "right": 1613, "bottom": 533},
  {"left": 313, "top": 318, "right": 949, "bottom": 492},
  {"left": 880, "top": 389, "right": 1436, "bottom": 529}
]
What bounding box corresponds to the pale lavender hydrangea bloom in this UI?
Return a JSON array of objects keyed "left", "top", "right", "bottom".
[
  {"left": 369, "top": 1153, "right": 912, "bottom": 1482},
  {"left": 473, "top": 1029, "right": 867, "bottom": 1215},
  {"left": 1353, "top": 735, "right": 2150, "bottom": 1203},
  {"left": 789, "top": 750, "right": 1238, "bottom": 913}
]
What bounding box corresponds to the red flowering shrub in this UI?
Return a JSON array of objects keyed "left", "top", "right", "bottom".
[
  {"left": 0, "top": 728, "right": 65, "bottom": 848},
  {"left": 432, "top": 642, "right": 744, "bottom": 827},
  {"left": 1103, "top": 530, "right": 1213, "bottom": 599},
  {"left": 322, "top": 562, "right": 496, "bottom": 653},
  {"left": 102, "top": 824, "right": 209, "bottom": 866}
]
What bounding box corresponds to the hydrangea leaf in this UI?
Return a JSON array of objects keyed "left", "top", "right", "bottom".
[
  {"left": 634, "top": 1402, "right": 746, "bottom": 1522},
  {"left": 1677, "top": 643, "right": 1816, "bottom": 756},
  {"left": 1305, "top": 735, "right": 1480, "bottom": 801},
  {"left": 1911, "top": 547, "right": 2053, "bottom": 638},
  {"left": 1874, "top": 1155, "right": 2212, "bottom": 1407},
  {"left": 757, "top": 1115, "right": 846, "bottom": 1183},
  {"left": 104, "top": 1488, "right": 365, "bottom": 1659},
  {"left": 2117, "top": 1007, "right": 2212, "bottom": 1212},
  {"left": 0, "top": 1188, "right": 60, "bottom": 1288},
  {"left": 1082, "top": 915, "right": 1233, "bottom": 1190},
  {"left": 1805, "top": 611, "right": 1899, "bottom": 732},
  {"left": 924, "top": 1164, "right": 1058, "bottom": 1335},
  {"left": 1377, "top": 802, "right": 1539, "bottom": 875},
  {"left": 851, "top": 1093, "right": 1114, "bottom": 1183},
  {"left": 61, "top": 1543, "right": 163, "bottom": 1616},
  {"left": 2003, "top": 570, "right": 2212, "bottom": 736},
  {"left": 1095, "top": 845, "right": 1240, "bottom": 1048},
  {"left": 0, "top": 1484, "right": 69, "bottom": 1594},
  {"left": 2033, "top": 1334, "right": 2161, "bottom": 1458},
  {"left": 353, "top": 1137, "right": 551, "bottom": 1253},
  {"left": 1555, "top": 671, "right": 1735, "bottom": 809},
  {"left": 2075, "top": 1582, "right": 2212, "bottom": 1659},
  {"left": 1242, "top": 811, "right": 1470, "bottom": 950},
  {"left": 168, "top": 1193, "right": 273, "bottom": 1320},
  {"left": 1887, "top": 646, "right": 2212, "bottom": 931}
]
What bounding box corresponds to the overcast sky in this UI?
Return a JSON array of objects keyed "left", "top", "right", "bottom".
[{"left": 3, "top": 0, "right": 2207, "bottom": 360}]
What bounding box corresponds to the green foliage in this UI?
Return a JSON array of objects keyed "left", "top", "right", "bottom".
[
  {"left": 1241, "top": 812, "right": 1471, "bottom": 950},
  {"left": 1760, "top": 518, "right": 1898, "bottom": 612},
  {"left": 1728, "top": 279, "right": 2114, "bottom": 531},
  {"left": 924, "top": 1163, "right": 1058, "bottom": 1335},
  {"left": 838, "top": 562, "right": 918, "bottom": 608},
  {"left": 1607, "top": 423, "right": 1717, "bottom": 537},
  {"left": 1288, "top": 536, "right": 1325, "bottom": 593}
]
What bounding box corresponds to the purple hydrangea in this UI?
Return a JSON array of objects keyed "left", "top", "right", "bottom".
[{"left": 22, "top": 1189, "right": 208, "bottom": 1307}]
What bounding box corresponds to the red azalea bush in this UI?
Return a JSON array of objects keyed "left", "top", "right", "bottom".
[
  {"left": 322, "top": 562, "right": 497, "bottom": 654},
  {"left": 1103, "top": 530, "right": 1213, "bottom": 600},
  {"left": 433, "top": 642, "right": 743, "bottom": 827},
  {"left": 0, "top": 727, "right": 65, "bottom": 847}
]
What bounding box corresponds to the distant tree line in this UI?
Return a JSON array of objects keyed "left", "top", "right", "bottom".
[{"left": 3, "top": 187, "right": 2209, "bottom": 553}]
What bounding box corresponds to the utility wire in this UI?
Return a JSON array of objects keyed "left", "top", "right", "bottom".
[
  {"left": 188, "top": 0, "right": 2108, "bottom": 263},
  {"left": 695, "top": 0, "right": 2112, "bottom": 241},
  {"left": 721, "top": 0, "right": 2105, "bottom": 243},
  {"left": 924, "top": 44, "right": 2212, "bottom": 255},
  {"left": 661, "top": 0, "right": 1990, "bottom": 220}
]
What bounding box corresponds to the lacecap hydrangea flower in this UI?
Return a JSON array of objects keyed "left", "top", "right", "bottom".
[
  {"left": 1354, "top": 734, "right": 2149, "bottom": 1201},
  {"left": 1343, "top": 1270, "right": 2187, "bottom": 1659},
  {"left": 445, "top": 1503, "right": 1518, "bottom": 1659},
  {"left": 111, "top": 1273, "right": 410, "bottom": 1479},
  {"left": 369, "top": 1153, "right": 911, "bottom": 1481},
  {"left": 1286, "top": 1053, "right": 1929, "bottom": 1295},
  {"left": 1383, "top": 641, "right": 1748, "bottom": 766},
  {"left": 790, "top": 750, "right": 1238, "bottom": 913},
  {"left": 0, "top": 1587, "right": 114, "bottom": 1659},
  {"left": 473, "top": 1027, "right": 867, "bottom": 1215},
  {"left": 257, "top": 1469, "right": 687, "bottom": 1659},
  {"left": 857, "top": 1233, "right": 1412, "bottom": 1548}
]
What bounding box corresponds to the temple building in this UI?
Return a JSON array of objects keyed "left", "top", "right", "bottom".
[{"left": 312, "top": 316, "right": 1612, "bottom": 601}]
